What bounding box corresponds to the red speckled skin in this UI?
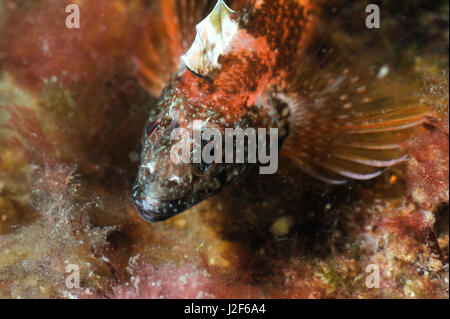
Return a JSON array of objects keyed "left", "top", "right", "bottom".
[{"left": 173, "top": 0, "right": 316, "bottom": 123}]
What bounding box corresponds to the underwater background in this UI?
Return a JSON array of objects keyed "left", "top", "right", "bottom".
[{"left": 0, "top": 0, "right": 448, "bottom": 298}]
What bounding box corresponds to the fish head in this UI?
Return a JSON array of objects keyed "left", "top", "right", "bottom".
[{"left": 132, "top": 92, "right": 248, "bottom": 222}]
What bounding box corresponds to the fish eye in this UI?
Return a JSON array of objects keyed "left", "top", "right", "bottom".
[
  {"left": 143, "top": 113, "right": 167, "bottom": 145},
  {"left": 191, "top": 161, "right": 216, "bottom": 176},
  {"left": 190, "top": 126, "right": 220, "bottom": 176},
  {"left": 145, "top": 118, "right": 160, "bottom": 136},
  {"left": 190, "top": 141, "right": 217, "bottom": 176}
]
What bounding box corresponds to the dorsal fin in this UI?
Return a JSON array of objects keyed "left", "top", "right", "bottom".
[{"left": 181, "top": 0, "right": 238, "bottom": 77}]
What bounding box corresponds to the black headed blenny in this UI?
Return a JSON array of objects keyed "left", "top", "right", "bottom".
[{"left": 133, "top": 0, "right": 430, "bottom": 222}]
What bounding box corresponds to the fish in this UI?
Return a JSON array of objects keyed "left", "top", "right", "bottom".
[{"left": 132, "top": 0, "right": 430, "bottom": 222}]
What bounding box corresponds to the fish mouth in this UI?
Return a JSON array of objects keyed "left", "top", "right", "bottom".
[{"left": 132, "top": 186, "right": 187, "bottom": 222}]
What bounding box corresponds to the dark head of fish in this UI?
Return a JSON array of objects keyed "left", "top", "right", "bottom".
[{"left": 132, "top": 82, "right": 249, "bottom": 222}]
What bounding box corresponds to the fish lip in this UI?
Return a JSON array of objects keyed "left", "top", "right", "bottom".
[
  {"left": 134, "top": 202, "right": 171, "bottom": 222},
  {"left": 132, "top": 186, "right": 188, "bottom": 222}
]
